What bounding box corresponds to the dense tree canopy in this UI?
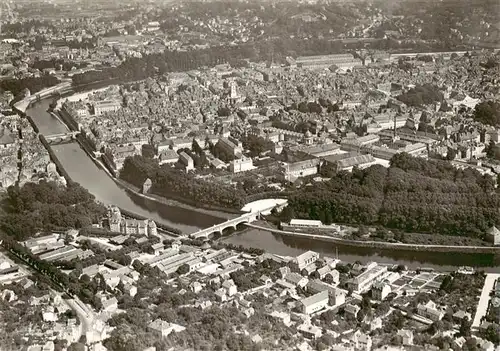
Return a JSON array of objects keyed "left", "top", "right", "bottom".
[
  {"left": 473, "top": 101, "right": 500, "bottom": 126},
  {"left": 397, "top": 84, "right": 444, "bottom": 107},
  {"left": 284, "top": 153, "right": 499, "bottom": 238},
  {"left": 120, "top": 155, "right": 246, "bottom": 209},
  {"left": 0, "top": 75, "right": 60, "bottom": 97},
  {"left": 1, "top": 181, "right": 106, "bottom": 240}
]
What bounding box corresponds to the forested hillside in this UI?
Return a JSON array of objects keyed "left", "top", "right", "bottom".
[{"left": 284, "top": 153, "right": 499, "bottom": 239}]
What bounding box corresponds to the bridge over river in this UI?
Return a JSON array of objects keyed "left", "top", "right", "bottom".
[
  {"left": 45, "top": 131, "right": 80, "bottom": 145},
  {"left": 188, "top": 200, "right": 288, "bottom": 240}
]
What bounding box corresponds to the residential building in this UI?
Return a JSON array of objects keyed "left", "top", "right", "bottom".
[
  {"left": 325, "top": 270, "right": 340, "bottom": 285},
  {"left": 222, "top": 279, "right": 238, "bottom": 297},
  {"left": 352, "top": 330, "right": 372, "bottom": 351},
  {"left": 417, "top": 300, "right": 444, "bottom": 321},
  {"left": 335, "top": 154, "right": 377, "bottom": 172},
  {"left": 344, "top": 304, "right": 361, "bottom": 319},
  {"left": 348, "top": 264, "right": 388, "bottom": 293},
  {"left": 297, "top": 323, "right": 322, "bottom": 339},
  {"left": 179, "top": 152, "right": 194, "bottom": 171},
  {"left": 229, "top": 157, "right": 253, "bottom": 173},
  {"left": 372, "top": 281, "right": 391, "bottom": 301},
  {"left": 284, "top": 272, "right": 309, "bottom": 288},
  {"left": 453, "top": 310, "right": 472, "bottom": 324},
  {"left": 313, "top": 265, "right": 332, "bottom": 280},
  {"left": 190, "top": 281, "right": 202, "bottom": 294},
  {"left": 301, "top": 263, "right": 317, "bottom": 277},
  {"left": 102, "top": 297, "right": 118, "bottom": 313},
  {"left": 398, "top": 329, "right": 414, "bottom": 346},
  {"left": 300, "top": 290, "right": 329, "bottom": 314},
  {"left": 148, "top": 319, "right": 186, "bottom": 338},
  {"left": 267, "top": 311, "right": 291, "bottom": 326}
]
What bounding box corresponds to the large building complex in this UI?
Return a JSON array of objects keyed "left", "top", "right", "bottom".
[
  {"left": 107, "top": 205, "right": 157, "bottom": 236},
  {"left": 288, "top": 54, "right": 363, "bottom": 70}
]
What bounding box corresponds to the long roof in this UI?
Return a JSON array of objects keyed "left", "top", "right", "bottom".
[{"left": 300, "top": 290, "right": 328, "bottom": 307}]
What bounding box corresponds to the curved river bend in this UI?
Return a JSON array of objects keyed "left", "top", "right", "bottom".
[{"left": 26, "top": 94, "right": 500, "bottom": 272}]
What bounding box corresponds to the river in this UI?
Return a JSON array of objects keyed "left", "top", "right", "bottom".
[
  {"left": 26, "top": 90, "right": 500, "bottom": 272},
  {"left": 27, "top": 99, "right": 228, "bottom": 234}
]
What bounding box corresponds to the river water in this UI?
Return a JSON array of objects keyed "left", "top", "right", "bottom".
[{"left": 26, "top": 93, "right": 500, "bottom": 272}]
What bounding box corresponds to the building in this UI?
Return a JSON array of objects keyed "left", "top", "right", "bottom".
[
  {"left": 229, "top": 157, "right": 253, "bottom": 173},
  {"left": 348, "top": 264, "right": 388, "bottom": 293},
  {"left": 297, "top": 323, "right": 322, "bottom": 339},
  {"left": 267, "top": 311, "right": 291, "bottom": 326},
  {"left": 352, "top": 330, "right": 372, "bottom": 351},
  {"left": 288, "top": 219, "right": 323, "bottom": 228},
  {"left": 179, "top": 152, "right": 194, "bottom": 171},
  {"left": 107, "top": 205, "right": 157, "bottom": 236},
  {"left": 142, "top": 178, "right": 152, "bottom": 194},
  {"left": 344, "top": 304, "right": 361, "bottom": 319},
  {"left": 290, "top": 54, "right": 362, "bottom": 70},
  {"left": 217, "top": 137, "right": 242, "bottom": 157},
  {"left": 290, "top": 251, "right": 320, "bottom": 272},
  {"left": 313, "top": 265, "right": 332, "bottom": 280},
  {"left": 300, "top": 290, "right": 329, "bottom": 314},
  {"left": 119, "top": 219, "right": 157, "bottom": 236},
  {"left": 398, "top": 329, "right": 414, "bottom": 346},
  {"left": 307, "top": 279, "right": 346, "bottom": 306},
  {"left": 300, "top": 143, "right": 341, "bottom": 158},
  {"left": 335, "top": 154, "right": 377, "bottom": 172},
  {"left": 340, "top": 134, "right": 380, "bottom": 152},
  {"left": 325, "top": 270, "right": 340, "bottom": 285},
  {"left": 157, "top": 138, "right": 192, "bottom": 153},
  {"left": 222, "top": 279, "right": 238, "bottom": 296},
  {"left": 417, "top": 300, "right": 444, "bottom": 321},
  {"left": 284, "top": 272, "right": 309, "bottom": 288},
  {"left": 104, "top": 144, "right": 138, "bottom": 171},
  {"left": 148, "top": 319, "right": 186, "bottom": 338},
  {"left": 93, "top": 100, "right": 121, "bottom": 116},
  {"left": 281, "top": 159, "right": 321, "bottom": 182},
  {"left": 158, "top": 150, "right": 179, "bottom": 165},
  {"left": 102, "top": 297, "right": 118, "bottom": 313},
  {"left": 372, "top": 281, "right": 391, "bottom": 301},
  {"left": 486, "top": 226, "right": 500, "bottom": 246}
]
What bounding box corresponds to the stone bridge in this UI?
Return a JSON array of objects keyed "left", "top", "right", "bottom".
[
  {"left": 45, "top": 131, "right": 80, "bottom": 145},
  {"left": 189, "top": 204, "right": 280, "bottom": 241}
]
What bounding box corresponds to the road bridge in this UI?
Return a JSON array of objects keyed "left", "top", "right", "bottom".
[
  {"left": 189, "top": 203, "right": 283, "bottom": 241},
  {"left": 45, "top": 131, "right": 80, "bottom": 145}
]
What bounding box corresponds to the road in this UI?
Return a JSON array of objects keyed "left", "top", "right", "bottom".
[{"left": 472, "top": 273, "right": 500, "bottom": 329}]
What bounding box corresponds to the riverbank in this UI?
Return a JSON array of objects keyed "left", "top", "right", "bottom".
[
  {"left": 115, "top": 177, "right": 240, "bottom": 221},
  {"left": 72, "top": 135, "right": 238, "bottom": 223},
  {"left": 246, "top": 222, "right": 500, "bottom": 254}
]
